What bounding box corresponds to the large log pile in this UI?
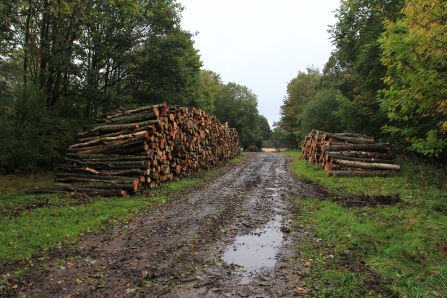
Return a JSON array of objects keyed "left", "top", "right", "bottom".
[
  {"left": 28, "top": 104, "right": 239, "bottom": 196},
  {"left": 301, "top": 129, "right": 400, "bottom": 177}
]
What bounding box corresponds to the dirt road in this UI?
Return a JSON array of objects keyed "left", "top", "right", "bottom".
[{"left": 3, "top": 153, "right": 331, "bottom": 297}]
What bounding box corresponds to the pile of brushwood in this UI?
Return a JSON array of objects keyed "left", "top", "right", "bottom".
[
  {"left": 301, "top": 129, "right": 400, "bottom": 177},
  {"left": 27, "top": 104, "right": 240, "bottom": 196}
]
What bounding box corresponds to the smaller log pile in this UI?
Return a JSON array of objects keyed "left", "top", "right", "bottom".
[
  {"left": 301, "top": 129, "right": 400, "bottom": 177},
  {"left": 27, "top": 104, "right": 239, "bottom": 196}
]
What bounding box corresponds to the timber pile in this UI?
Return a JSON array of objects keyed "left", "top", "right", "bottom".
[
  {"left": 301, "top": 129, "right": 400, "bottom": 177},
  {"left": 27, "top": 104, "right": 239, "bottom": 196}
]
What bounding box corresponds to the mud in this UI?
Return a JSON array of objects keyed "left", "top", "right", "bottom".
[{"left": 1, "top": 152, "right": 357, "bottom": 297}]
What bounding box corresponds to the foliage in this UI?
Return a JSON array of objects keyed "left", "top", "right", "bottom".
[
  {"left": 379, "top": 0, "right": 447, "bottom": 157},
  {"left": 257, "top": 115, "right": 271, "bottom": 141},
  {"left": 194, "top": 70, "right": 223, "bottom": 114},
  {"left": 284, "top": 150, "right": 447, "bottom": 297},
  {"left": 0, "top": 89, "right": 81, "bottom": 173},
  {"left": 264, "top": 126, "right": 288, "bottom": 151},
  {"left": 214, "top": 82, "right": 260, "bottom": 149},
  {"left": 301, "top": 89, "right": 344, "bottom": 134},
  {"left": 328, "top": 0, "right": 405, "bottom": 136},
  {"left": 277, "top": 67, "right": 322, "bottom": 148}
]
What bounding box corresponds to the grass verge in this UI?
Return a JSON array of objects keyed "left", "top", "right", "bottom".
[
  {"left": 283, "top": 150, "right": 447, "bottom": 297},
  {"left": 0, "top": 156, "right": 245, "bottom": 267}
]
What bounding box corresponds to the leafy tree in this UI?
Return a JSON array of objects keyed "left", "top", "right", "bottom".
[
  {"left": 277, "top": 67, "right": 322, "bottom": 147},
  {"left": 257, "top": 115, "right": 271, "bottom": 141},
  {"left": 379, "top": 0, "right": 447, "bottom": 157},
  {"left": 130, "top": 28, "right": 202, "bottom": 108},
  {"left": 266, "top": 125, "right": 288, "bottom": 151},
  {"left": 301, "top": 89, "right": 344, "bottom": 134},
  {"left": 214, "top": 82, "right": 260, "bottom": 149},
  {"left": 194, "top": 70, "right": 223, "bottom": 114},
  {"left": 329, "top": 0, "right": 405, "bottom": 135}
]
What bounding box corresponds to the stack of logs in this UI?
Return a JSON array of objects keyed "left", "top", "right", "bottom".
[
  {"left": 301, "top": 129, "right": 400, "bottom": 177},
  {"left": 28, "top": 104, "right": 239, "bottom": 196}
]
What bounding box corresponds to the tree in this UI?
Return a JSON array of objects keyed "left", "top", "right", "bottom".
[
  {"left": 0, "top": 0, "right": 204, "bottom": 172},
  {"left": 257, "top": 115, "right": 271, "bottom": 141},
  {"left": 214, "top": 82, "right": 260, "bottom": 149},
  {"left": 301, "top": 89, "right": 344, "bottom": 134},
  {"left": 266, "top": 125, "right": 288, "bottom": 151},
  {"left": 329, "top": 0, "right": 405, "bottom": 135},
  {"left": 193, "top": 70, "right": 223, "bottom": 114},
  {"left": 277, "top": 67, "right": 321, "bottom": 148},
  {"left": 379, "top": 0, "right": 447, "bottom": 157}
]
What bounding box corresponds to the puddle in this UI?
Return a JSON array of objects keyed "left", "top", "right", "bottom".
[{"left": 222, "top": 215, "right": 284, "bottom": 284}]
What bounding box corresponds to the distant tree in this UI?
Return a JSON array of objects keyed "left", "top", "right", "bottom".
[
  {"left": 267, "top": 126, "right": 288, "bottom": 151},
  {"left": 301, "top": 89, "right": 344, "bottom": 134},
  {"left": 257, "top": 115, "right": 271, "bottom": 141},
  {"left": 193, "top": 70, "right": 223, "bottom": 114},
  {"left": 214, "top": 83, "right": 259, "bottom": 149},
  {"left": 379, "top": 0, "right": 447, "bottom": 157},
  {"left": 277, "top": 67, "right": 321, "bottom": 147}
]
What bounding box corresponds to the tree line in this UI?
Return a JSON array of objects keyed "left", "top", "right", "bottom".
[
  {"left": 0, "top": 0, "right": 270, "bottom": 173},
  {"left": 275, "top": 0, "right": 446, "bottom": 161}
]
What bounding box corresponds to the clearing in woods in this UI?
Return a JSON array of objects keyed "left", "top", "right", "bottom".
[{"left": 2, "top": 153, "right": 333, "bottom": 297}]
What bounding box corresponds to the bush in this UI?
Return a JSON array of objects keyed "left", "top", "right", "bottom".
[
  {"left": 0, "top": 90, "right": 81, "bottom": 173},
  {"left": 301, "top": 89, "right": 345, "bottom": 133}
]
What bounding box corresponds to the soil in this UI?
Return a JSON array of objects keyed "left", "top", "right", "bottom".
[{"left": 0, "top": 153, "right": 399, "bottom": 297}]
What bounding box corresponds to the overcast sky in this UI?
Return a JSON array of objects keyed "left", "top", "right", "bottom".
[{"left": 179, "top": 0, "right": 340, "bottom": 127}]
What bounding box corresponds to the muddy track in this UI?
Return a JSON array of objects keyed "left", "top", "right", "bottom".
[{"left": 2, "top": 153, "right": 331, "bottom": 297}]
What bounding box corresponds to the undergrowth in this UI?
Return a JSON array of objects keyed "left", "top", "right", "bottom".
[{"left": 283, "top": 150, "right": 447, "bottom": 297}]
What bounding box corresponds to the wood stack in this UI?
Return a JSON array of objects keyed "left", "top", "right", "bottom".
[
  {"left": 28, "top": 104, "right": 239, "bottom": 196},
  {"left": 301, "top": 129, "right": 400, "bottom": 177}
]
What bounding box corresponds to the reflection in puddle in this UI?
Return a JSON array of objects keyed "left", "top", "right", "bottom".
[{"left": 222, "top": 215, "right": 283, "bottom": 284}]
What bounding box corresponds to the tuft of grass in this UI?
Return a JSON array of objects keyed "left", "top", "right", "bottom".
[
  {"left": 228, "top": 155, "right": 245, "bottom": 164},
  {"left": 284, "top": 150, "right": 447, "bottom": 297}
]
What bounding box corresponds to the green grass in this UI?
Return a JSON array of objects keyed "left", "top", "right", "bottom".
[
  {"left": 284, "top": 150, "right": 447, "bottom": 297},
  {"left": 229, "top": 154, "right": 245, "bottom": 163},
  {"left": 0, "top": 155, "right": 246, "bottom": 267},
  {"left": 0, "top": 193, "right": 166, "bottom": 264}
]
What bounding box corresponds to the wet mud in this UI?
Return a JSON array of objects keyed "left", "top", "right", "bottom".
[{"left": 1, "top": 153, "right": 337, "bottom": 297}]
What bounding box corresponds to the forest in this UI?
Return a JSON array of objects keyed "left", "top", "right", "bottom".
[
  {"left": 275, "top": 0, "right": 447, "bottom": 164},
  {"left": 1, "top": 0, "right": 446, "bottom": 173},
  {"left": 0, "top": 0, "right": 269, "bottom": 173}
]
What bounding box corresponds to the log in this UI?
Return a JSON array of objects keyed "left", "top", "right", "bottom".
[
  {"left": 55, "top": 172, "right": 140, "bottom": 181},
  {"left": 25, "top": 187, "right": 127, "bottom": 197},
  {"left": 325, "top": 153, "right": 395, "bottom": 164},
  {"left": 78, "top": 119, "right": 165, "bottom": 137},
  {"left": 70, "top": 131, "right": 148, "bottom": 148},
  {"left": 332, "top": 159, "right": 400, "bottom": 170},
  {"left": 324, "top": 151, "right": 393, "bottom": 160},
  {"left": 325, "top": 170, "right": 396, "bottom": 177},
  {"left": 322, "top": 143, "right": 389, "bottom": 153},
  {"left": 104, "top": 106, "right": 161, "bottom": 119}
]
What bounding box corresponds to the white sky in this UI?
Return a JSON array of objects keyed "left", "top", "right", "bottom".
[{"left": 179, "top": 0, "right": 340, "bottom": 127}]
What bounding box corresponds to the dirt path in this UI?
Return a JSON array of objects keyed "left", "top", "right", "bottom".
[{"left": 3, "top": 153, "right": 331, "bottom": 297}]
